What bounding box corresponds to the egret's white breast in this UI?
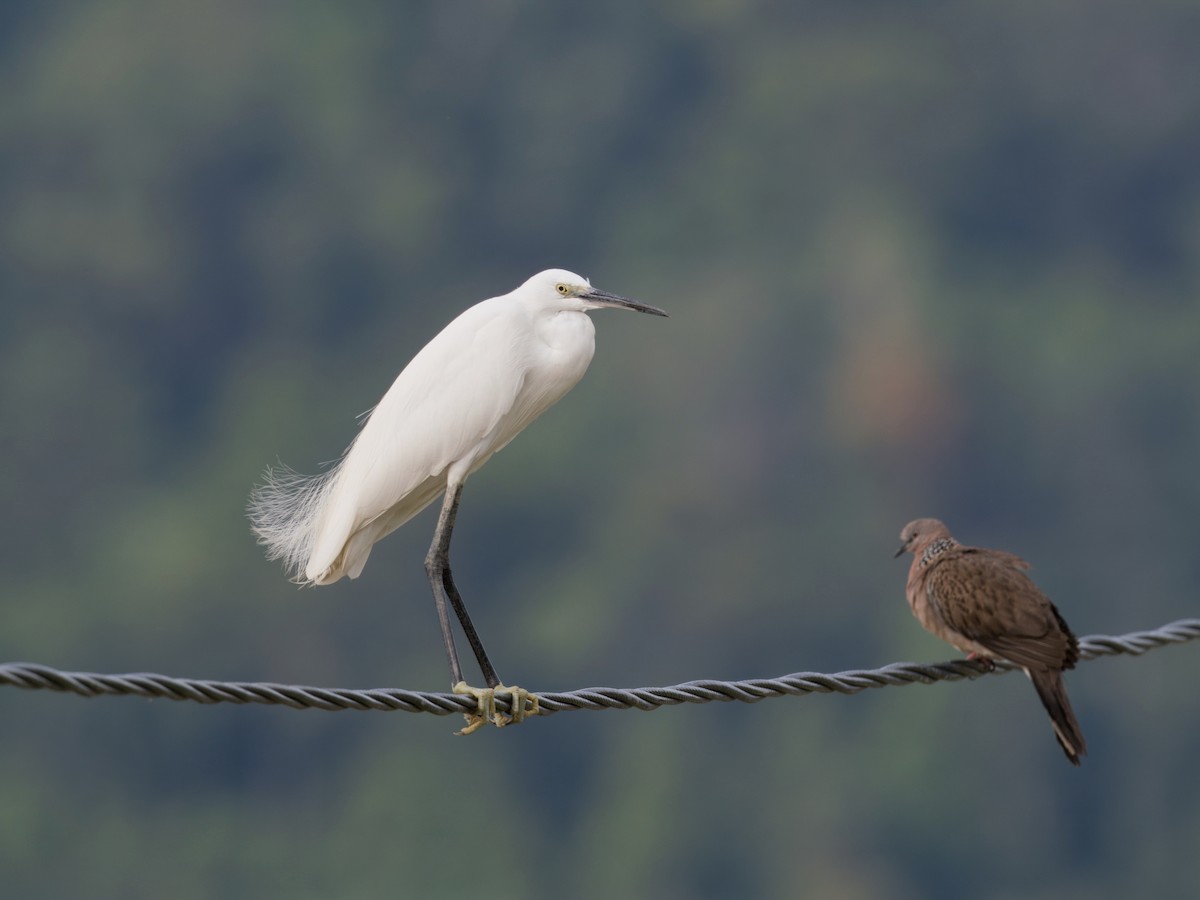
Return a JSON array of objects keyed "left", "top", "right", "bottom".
[
  {"left": 533, "top": 308, "right": 597, "bottom": 387},
  {"left": 469, "top": 309, "right": 596, "bottom": 469}
]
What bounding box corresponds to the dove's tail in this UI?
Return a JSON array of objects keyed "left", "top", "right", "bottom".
[{"left": 1029, "top": 669, "right": 1088, "bottom": 767}]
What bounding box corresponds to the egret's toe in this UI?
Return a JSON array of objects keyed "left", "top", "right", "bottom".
[
  {"left": 452, "top": 681, "right": 495, "bottom": 735},
  {"left": 493, "top": 685, "right": 539, "bottom": 727}
]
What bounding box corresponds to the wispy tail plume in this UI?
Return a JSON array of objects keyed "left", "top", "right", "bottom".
[{"left": 247, "top": 465, "right": 339, "bottom": 584}]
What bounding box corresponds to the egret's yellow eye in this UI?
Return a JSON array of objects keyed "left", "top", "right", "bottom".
[{"left": 555, "top": 283, "right": 570, "bottom": 296}]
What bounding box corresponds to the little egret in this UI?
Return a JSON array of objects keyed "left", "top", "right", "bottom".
[{"left": 249, "top": 269, "right": 666, "bottom": 732}]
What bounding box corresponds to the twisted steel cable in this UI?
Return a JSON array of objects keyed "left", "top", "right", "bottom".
[{"left": 1, "top": 618, "right": 1196, "bottom": 721}]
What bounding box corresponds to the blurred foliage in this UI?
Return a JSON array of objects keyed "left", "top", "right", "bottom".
[{"left": 2, "top": 2, "right": 1199, "bottom": 898}]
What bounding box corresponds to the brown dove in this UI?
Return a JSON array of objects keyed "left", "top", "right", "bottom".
[{"left": 895, "top": 518, "right": 1087, "bottom": 766}]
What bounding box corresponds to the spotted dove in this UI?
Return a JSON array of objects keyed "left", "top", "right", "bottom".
[{"left": 895, "top": 518, "right": 1087, "bottom": 766}]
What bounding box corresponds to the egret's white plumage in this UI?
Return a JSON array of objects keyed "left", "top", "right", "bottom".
[
  {"left": 249, "top": 269, "right": 666, "bottom": 589},
  {"left": 250, "top": 268, "right": 664, "bottom": 725}
]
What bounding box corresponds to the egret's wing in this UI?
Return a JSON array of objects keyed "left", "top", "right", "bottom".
[{"left": 305, "top": 300, "right": 527, "bottom": 579}]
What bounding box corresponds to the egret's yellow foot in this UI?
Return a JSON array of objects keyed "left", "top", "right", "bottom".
[
  {"left": 452, "top": 682, "right": 495, "bottom": 735},
  {"left": 493, "top": 685, "right": 539, "bottom": 727},
  {"left": 451, "top": 682, "right": 539, "bottom": 732}
]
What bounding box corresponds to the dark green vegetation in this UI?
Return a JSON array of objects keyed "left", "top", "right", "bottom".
[{"left": 2, "top": 3, "right": 1198, "bottom": 898}]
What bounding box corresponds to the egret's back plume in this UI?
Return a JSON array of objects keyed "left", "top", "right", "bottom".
[{"left": 248, "top": 464, "right": 341, "bottom": 584}]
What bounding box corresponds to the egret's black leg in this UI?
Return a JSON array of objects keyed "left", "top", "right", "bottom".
[
  {"left": 425, "top": 482, "right": 467, "bottom": 688},
  {"left": 425, "top": 481, "right": 537, "bottom": 732},
  {"left": 424, "top": 481, "right": 499, "bottom": 687},
  {"left": 443, "top": 566, "right": 501, "bottom": 688}
]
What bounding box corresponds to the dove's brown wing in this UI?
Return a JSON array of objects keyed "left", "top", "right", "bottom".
[{"left": 924, "top": 547, "right": 1077, "bottom": 671}]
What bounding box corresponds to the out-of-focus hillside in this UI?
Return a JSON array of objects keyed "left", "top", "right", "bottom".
[{"left": 1, "top": 3, "right": 1198, "bottom": 898}]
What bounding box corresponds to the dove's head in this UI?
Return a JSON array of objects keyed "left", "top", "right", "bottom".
[{"left": 894, "top": 518, "right": 952, "bottom": 558}]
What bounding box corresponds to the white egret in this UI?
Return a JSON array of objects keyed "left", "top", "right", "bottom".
[{"left": 249, "top": 269, "right": 666, "bottom": 732}]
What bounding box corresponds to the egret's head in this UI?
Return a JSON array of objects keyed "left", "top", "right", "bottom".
[{"left": 520, "top": 269, "right": 668, "bottom": 317}]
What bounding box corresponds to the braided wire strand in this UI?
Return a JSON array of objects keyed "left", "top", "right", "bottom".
[{"left": 1, "top": 618, "right": 1197, "bottom": 720}]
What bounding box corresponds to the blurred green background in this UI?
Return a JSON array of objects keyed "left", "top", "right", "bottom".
[{"left": 2, "top": 2, "right": 1198, "bottom": 898}]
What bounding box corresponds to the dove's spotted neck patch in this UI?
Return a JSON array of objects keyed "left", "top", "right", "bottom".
[{"left": 919, "top": 537, "right": 956, "bottom": 567}]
